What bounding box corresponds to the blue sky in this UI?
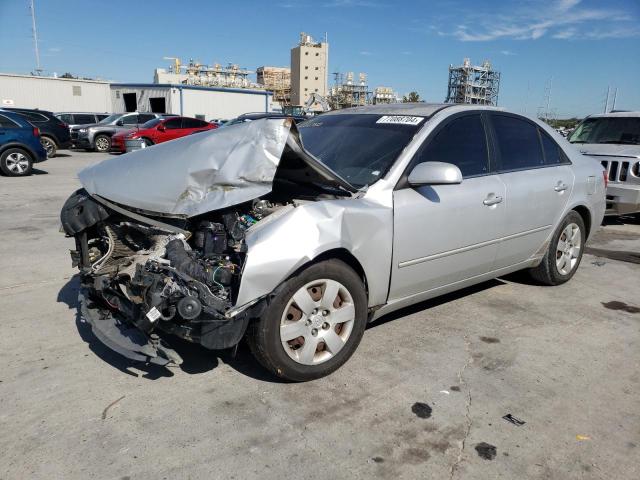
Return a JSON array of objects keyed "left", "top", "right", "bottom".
[{"left": 1, "top": 0, "right": 638, "bottom": 117}]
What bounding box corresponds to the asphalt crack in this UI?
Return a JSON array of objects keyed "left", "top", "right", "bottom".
[{"left": 450, "top": 336, "right": 473, "bottom": 480}]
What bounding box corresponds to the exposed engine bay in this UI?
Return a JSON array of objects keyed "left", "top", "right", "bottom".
[{"left": 62, "top": 189, "right": 302, "bottom": 365}]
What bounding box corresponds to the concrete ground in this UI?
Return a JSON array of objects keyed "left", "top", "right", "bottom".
[{"left": 1, "top": 151, "right": 638, "bottom": 480}]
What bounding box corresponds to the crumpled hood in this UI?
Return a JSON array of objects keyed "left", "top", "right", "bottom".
[
  {"left": 78, "top": 118, "right": 292, "bottom": 217},
  {"left": 575, "top": 143, "right": 640, "bottom": 158}
]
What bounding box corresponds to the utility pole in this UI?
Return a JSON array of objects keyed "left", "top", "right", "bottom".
[
  {"left": 604, "top": 85, "right": 610, "bottom": 113},
  {"left": 611, "top": 88, "right": 618, "bottom": 111},
  {"left": 29, "top": 0, "right": 42, "bottom": 74}
]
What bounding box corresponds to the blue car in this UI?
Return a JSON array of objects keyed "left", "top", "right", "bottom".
[{"left": 0, "top": 110, "right": 48, "bottom": 176}]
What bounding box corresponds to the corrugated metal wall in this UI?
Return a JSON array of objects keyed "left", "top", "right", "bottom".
[
  {"left": 180, "top": 88, "right": 271, "bottom": 120},
  {"left": 0, "top": 74, "right": 111, "bottom": 112},
  {"left": 110, "top": 86, "right": 174, "bottom": 114}
]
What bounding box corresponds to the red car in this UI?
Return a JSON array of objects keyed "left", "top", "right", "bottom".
[{"left": 111, "top": 116, "right": 217, "bottom": 152}]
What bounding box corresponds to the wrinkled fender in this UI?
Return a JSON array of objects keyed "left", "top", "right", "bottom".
[{"left": 235, "top": 198, "right": 393, "bottom": 309}]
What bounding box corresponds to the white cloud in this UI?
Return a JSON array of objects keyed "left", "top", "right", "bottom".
[
  {"left": 500, "top": 50, "right": 516, "bottom": 56},
  {"left": 447, "top": 0, "right": 639, "bottom": 42},
  {"left": 359, "top": 50, "right": 373, "bottom": 56}
]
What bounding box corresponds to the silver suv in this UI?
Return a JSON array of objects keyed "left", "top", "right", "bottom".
[
  {"left": 569, "top": 112, "right": 640, "bottom": 215},
  {"left": 70, "top": 112, "right": 169, "bottom": 152}
]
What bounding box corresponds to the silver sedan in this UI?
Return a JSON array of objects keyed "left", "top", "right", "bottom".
[{"left": 61, "top": 103, "right": 606, "bottom": 381}]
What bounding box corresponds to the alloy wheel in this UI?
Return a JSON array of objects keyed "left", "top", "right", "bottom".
[
  {"left": 41, "top": 138, "right": 55, "bottom": 156},
  {"left": 280, "top": 279, "right": 356, "bottom": 365},
  {"left": 5, "top": 152, "right": 30, "bottom": 175},
  {"left": 556, "top": 222, "right": 581, "bottom": 275},
  {"left": 95, "top": 137, "right": 110, "bottom": 152}
]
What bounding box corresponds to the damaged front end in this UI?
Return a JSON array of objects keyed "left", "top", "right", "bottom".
[
  {"left": 61, "top": 118, "right": 357, "bottom": 365},
  {"left": 61, "top": 190, "right": 286, "bottom": 365}
]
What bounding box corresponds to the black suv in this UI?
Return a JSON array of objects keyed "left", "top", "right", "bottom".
[{"left": 5, "top": 108, "right": 71, "bottom": 157}]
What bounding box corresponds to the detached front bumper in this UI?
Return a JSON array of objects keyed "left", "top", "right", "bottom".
[{"left": 79, "top": 286, "right": 183, "bottom": 366}]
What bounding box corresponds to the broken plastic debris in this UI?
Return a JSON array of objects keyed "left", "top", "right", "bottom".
[
  {"left": 576, "top": 435, "right": 591, "bottom": 441},
  {"left": 439, "top": 390, "right": 450, "bottom": 395},
  {"left": 502, "top": 414, "right": 526, "bottom": 426}
]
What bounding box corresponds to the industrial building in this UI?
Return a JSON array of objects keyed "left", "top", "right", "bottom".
[
  {"left": 153, "top": 58, "right": 258, "bottom": 89},
  {"left": 290, "top": 33, "right": 328, "bottom": 112},
  {"left": 372, "top": 87, "right": 399, "bottom": 105},
  {"left": 0, "top": 72, "right": 273, "bottom": 120},
  {"left": 445, "top": 58, "right": 500, "bottom": 106},
  {"left": 111, "top": 83, "right": 273, "bottom": 120},
  {"left": 0, "top": 72, "right": 111, "bottom": 112},
  {"left": 328, "top": 72, "right": 370, "bottom": 109}
]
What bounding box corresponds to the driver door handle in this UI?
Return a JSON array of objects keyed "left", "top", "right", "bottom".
[
  {"left": 483, "top": 195, "right": 503, "bottom": 206},
  {"left": 554, "top": 183, "right": 568, "bottom": 192}
]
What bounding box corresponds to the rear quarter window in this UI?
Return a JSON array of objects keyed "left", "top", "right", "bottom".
[
  {"left": 0, "top": 114, "right": 20, "bottom": 128},
  {"left": 539, "top": 129, "right": 570, "bottom": 165}
]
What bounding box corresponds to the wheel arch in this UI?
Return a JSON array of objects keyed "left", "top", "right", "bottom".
[
  {"left": 0, "top": 143, "right": 36, "bottom": 160},
  {"left": 293, "top": 248, "right": 369, "bottom": 298},
  {"left": 571, "top": 204, "right": 592, "bottom": 238}
]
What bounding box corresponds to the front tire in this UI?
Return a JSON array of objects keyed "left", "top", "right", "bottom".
[
  {"left": 529, "top": 210, "right": 585, "bottom": 285},
  {"left": 40, "top": 136, "right": 57, "bottom": 158},
  {"left": 247, "top": 259, "right": 367, "bottom": 382},
  {"left": 0, "top": 148, "right": 33, "bottom": 176},
  {"left": 94, "top": 134, "right": 111, "bottom": 153}
]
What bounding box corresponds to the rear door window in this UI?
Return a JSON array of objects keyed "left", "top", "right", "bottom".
[
  {"left": 182, "top": 118, "right": 207, "bottom": 128},
  {"left": 137, "top": 114, "right": 156, "bottom": 124},
  {"left": 58, "top": 114, "right": 73, "bottom": 124},
  {"left": 121, "top": 115, "right": 138, "bottom": 125},
  {"left": 492, "top": 115, "right": 544, "bottom": 171},
  {"left": 413, "top": 114, "right": 489, "bottom": 177},
  {"left": 163, "top": 118, "right": 183, "bottom": 129},
  {"left": 74, "top": 114, "right": 96, "bottom": 125}
]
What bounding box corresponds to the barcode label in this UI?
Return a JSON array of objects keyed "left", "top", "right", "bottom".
[{"left": 376, "top": 115, "right": 424, "bottom": 126}]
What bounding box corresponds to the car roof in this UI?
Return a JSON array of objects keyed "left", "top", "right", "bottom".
[
  {"left": 326, "top": 102, "right": 505, "bottom": 117},
  {"left": 5, "top": 107, "right": 54, "bottom": 115},
  {"left": 587, "top": 111, "right": 640, "bottom": 118},
  {"left": 237, "top": 112, "right": 305, "bottom": 120}
]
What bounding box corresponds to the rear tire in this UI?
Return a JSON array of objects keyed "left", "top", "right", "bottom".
[
  {"left": 0, "top": 148, "right": 33, "bottom": 176},
  {"left": 94, "top": 134, "right": 111, "bottom": 153},
  {"left": 40, "top": 136, "right": 57, "bottom": 158},
  {"left": 529, "top": 210, "right": 585, "bottom": 285},
  {"left": 247, "top": 259, "right": 367, "bottom": 382},
  {"left": 142, "top": 138, "right": 154, "bottom": 147}
]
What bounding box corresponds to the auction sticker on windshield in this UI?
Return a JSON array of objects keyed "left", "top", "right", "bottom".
[{"left": 376, "top": 115, "right": 424, "bottom": 126}]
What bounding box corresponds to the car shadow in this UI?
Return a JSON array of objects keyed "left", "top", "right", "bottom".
[
  {"left": 367, "top": 278, "right": 505, "bottom": 329},
  {"left": 54, "top": 153, "right": 72, "bottom": 158},
  {"left": 601, "top": 214, "right": 639, "bottom": 226},
  {"left": 31, "top": 168, "right": 49, "bottom": 175},
  {"left": 58, "top": 276, "right": 517, "bottom": 383}
]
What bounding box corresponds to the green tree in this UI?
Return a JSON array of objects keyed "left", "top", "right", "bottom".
[{"left": 402, "top": 91, "right": 421, "bottom": 103}]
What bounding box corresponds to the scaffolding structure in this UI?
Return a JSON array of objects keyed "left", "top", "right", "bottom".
[
  {"left": 257, "top": 66, "right": 291, "bottom": 107},
  {"left": 158, "top": 57, "right": 259, "bottom": 89},
  {"left": 328, "top": 72, "right": 371, "bottom": 109},
  {"left": 445, "top": 58, "right": 500, "bottom": 106},
  {"left": 373, "top": 86, "right": 398, "bottom": 104}
]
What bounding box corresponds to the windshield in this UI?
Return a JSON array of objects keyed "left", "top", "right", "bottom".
[
  {"left": 297, "top": 114, "right": 423, "bottom": 188},
  {"left": 141, "top": 118, "right": 163, "bottom": 129},
  {"left": 99, "top": 114, "right": 122, "bottom": 125},
  {"left": 569, "top": 117, "right": 640, "bottom": 145}
]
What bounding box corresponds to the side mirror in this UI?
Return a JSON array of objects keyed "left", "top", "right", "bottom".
[
  {"left": 407, "top": 161, "right": 462, "bottom": 186},
  {"left": 115, "top": 120, "right": 124, "bottom": 126},
  {"left": 157, "top": 125, "right": 166, "bottom": 132}
]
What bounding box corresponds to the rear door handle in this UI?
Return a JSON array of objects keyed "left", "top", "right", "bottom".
[
  {"left": 554, "top": 183, "right": 568, "bottom": 192},
  {"left": 483, "top": 195, "right": 503, "bottom": 206}
]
